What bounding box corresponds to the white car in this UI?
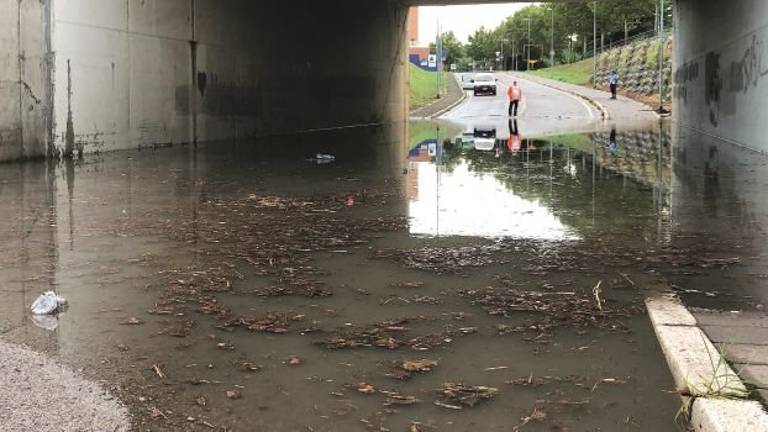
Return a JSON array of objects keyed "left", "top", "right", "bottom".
[
  {"left": 460, "top": 73, "right": 476, "bottom": 90},
  {"left": 473, "top": 73, "right": 497, "bottom": 96}
]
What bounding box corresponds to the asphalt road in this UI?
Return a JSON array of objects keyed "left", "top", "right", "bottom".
[{"left": 441, "top": 73, "right": 603, "bottom": 140}]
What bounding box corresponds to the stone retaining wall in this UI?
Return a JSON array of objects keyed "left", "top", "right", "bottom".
[{"left": 595, "top": 35, "right": 673, "bottom": 101}]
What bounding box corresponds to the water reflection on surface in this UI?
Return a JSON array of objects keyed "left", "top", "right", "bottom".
[
  {"left": 406, "top": 121, "right": 672, "bottom": 245},
  {"left": 408, "top": 160, "right": 577, "bottom": 239},
  {"left": 5, "top": 119, "right": 767, "bottom": 431}
]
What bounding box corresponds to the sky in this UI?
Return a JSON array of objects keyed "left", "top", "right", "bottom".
[{"left": 418, "top": 4, "right": 532, "bottom": 44}]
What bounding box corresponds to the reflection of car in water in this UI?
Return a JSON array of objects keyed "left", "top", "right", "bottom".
[
  {"left": 473, "top": 73, "right": 497, "bottom": 96},
  {"left": 472, "top": 125, "right": 496, "bottom": 151},
  {"left": 461, "top": 73, "right": 475, "bottom": 90}
]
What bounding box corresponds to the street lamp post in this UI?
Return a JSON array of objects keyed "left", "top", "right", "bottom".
[
  {"left": 436, "top": 19, "right": 442, "bottom": 98},
  {"left": 525, "top": 17, "right": 532, "bottom": 72},
  {"left": 512, "top": 39, "right": 516, "bottom": 71},
  {"left": 500, "top": 39, "right": 505, "bottom": 71},
  {"left": 592, "top": 1, "right": 597, "bottom": 88},
  {"left": 658, "top": 0, "right": 665, "bottom": 112},
  {"left": 550, "top": 6, "right": 555, "bottom": 67}
]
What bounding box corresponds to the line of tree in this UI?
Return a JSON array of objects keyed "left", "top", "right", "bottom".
[{"left": 435, "top": 1, "right": 672, "bottom": 72}]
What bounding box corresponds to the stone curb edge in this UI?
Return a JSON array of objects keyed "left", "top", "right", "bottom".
[
  {"left": 646, "top": 295, "right": 768, "bottom": 432},
  {"left": 429, "top": 74, "right": 467, "bottom": 119},
  {"left": 408, "top": 73, "right": 466, "bottom": 121}
]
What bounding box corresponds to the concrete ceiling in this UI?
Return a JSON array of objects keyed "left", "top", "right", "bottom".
[{"left": 404, "top": 0, "right": 576, "bottom": 5}]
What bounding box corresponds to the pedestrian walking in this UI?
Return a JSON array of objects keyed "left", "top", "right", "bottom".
[
  {"left": 609, "top": 70, "right": 619, "bottom": 99},
  {"left": 507, "top": 81, "right": 523, "bottom": 117}
]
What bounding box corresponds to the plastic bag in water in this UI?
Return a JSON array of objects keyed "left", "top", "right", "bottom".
[
  {"left": 30, "top": 291, "right": 67, "bottom": 315},
  {"left": 315, "top": 153, "right": 335, "bottom": 164}
]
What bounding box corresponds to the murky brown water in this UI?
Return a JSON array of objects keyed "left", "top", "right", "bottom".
[{"left": 2, "top": 121, "right": 761, "bottom": 431}]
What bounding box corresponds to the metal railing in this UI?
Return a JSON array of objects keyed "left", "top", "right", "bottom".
[{"left": 584, "top": 28, "right": 672, "bottom": 59}]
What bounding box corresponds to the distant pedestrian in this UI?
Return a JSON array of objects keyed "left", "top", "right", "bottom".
[
  {"left": 507, "top": 81, "right": 523, "bottom": 117},
  {"left": 609, "top": 70, "right": 619, "bottom": 99}
]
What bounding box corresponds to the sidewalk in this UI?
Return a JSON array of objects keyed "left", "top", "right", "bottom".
[
  {"left": 505, "top": 72, "right": 660, "bottom": 124},
  {"left": 693, "top": 309, "right": 768, "bottom": 403},
  {"left": 410, "top": 73, "right": 465, "bottom": 119},
  {"left": 647, "top": 296, "right": 768, "bottom": 431}
]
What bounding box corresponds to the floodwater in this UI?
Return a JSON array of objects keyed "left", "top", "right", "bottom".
[{"left": 1, "top": 120, "right": 765, "bottom": 431}]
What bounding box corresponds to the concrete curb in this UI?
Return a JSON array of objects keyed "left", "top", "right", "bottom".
[
  {"left": 429, "top": 74, "right": 467, "bottom": 119},
  {"left": 646, "top": 295, "right": 768, "bottom": 431},
  {"left": 409, "top": 74, "right": 465, "bottom": 121}
]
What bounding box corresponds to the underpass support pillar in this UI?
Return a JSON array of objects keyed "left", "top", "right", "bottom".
[{"left": 673, "top": 0, "right": 768, "bottom": 152}]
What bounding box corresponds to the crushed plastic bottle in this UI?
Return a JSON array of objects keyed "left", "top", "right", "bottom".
[{"left": 30, "top": 291, "right": 67, "bottom": 315}]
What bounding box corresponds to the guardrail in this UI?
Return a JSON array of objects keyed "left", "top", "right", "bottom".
[{"left": 584, "top": 28, "right": 672, "bottom": 59}]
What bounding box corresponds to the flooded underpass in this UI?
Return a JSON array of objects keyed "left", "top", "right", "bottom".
[{"left": 2, "top": 120, "right": 765, "bottom": 431}]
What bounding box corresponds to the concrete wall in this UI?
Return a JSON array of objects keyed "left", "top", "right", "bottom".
[
  {"left": 51, "top": 0, "right": 408, "bottom": 158},
  {"left": 673, "top": 0, "right": 768, "bottom": 152},
  {"left": 0, "top": 0, "right": 52, "bottom": 161}
]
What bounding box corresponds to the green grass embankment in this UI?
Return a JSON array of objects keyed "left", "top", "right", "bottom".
[
  {"left": 527, "top": 58, "right": 593, "bottom": 86},
  {"left": 409, "top": 64, "right": 449, "bottom": 110}
]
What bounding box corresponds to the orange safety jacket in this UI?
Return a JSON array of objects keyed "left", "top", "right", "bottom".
[{"left": 508, "top": 85, "right": 522, "bottom": 101}]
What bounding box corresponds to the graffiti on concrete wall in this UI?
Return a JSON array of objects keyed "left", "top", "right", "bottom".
[
  {"left": 704, "top": 52, "right": 723, "bottom": 127},
  {"left": 730, "top": 34, "right": 768, "bottom": 94},
  {"left": 674, "top": 59, "right": 699, "bottom": 104},
  {"left": 175, "top": 72, "right": 263, "bottom": 118},
  {"left": 676, "top": 25, "right": 768, "bottom": 130}
]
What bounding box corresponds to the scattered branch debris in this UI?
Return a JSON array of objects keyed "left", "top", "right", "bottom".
[{"left": 435, "top": 383, "right": 498, "bottom": 408}]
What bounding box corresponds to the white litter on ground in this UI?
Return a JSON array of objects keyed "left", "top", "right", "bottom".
[
  {"left": 30, "top": 291, "right": 67, "bottom": 315},
  {"left": 0, "top": 341, "right": 131, "bottom": 432}
]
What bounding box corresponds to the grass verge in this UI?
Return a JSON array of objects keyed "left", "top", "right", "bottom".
[
  {"left": 409, "top": 64, "right": 449, "bottom": 110},
  {"left": 527, "top": 59, "right": 593, "bottom": 86}
]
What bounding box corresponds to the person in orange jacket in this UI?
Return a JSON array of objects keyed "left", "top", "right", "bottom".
[{"left": 507, "top": 81, "right": 523, "bottom": 117}]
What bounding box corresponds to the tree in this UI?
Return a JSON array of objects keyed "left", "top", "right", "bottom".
[
  {"left": 430, "top": 31, "right": 466, "bottom": 66},
  {"left": 466, "top": 1, "right": 665, "bottom": 69},
  {"left": 467, "top": 26, "right": 502, "bottom": 68},
  {"left": 440, "top": 31, "right": 465, "bottom": 66}
]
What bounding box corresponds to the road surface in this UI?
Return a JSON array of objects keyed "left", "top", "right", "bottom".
[{"left": 441, "top": 73, "right": 657, "bottom": 140}]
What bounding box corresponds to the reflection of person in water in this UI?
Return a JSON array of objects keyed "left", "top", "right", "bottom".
[
  {"left": 607, "top": 127, "right": 618, "bottom": 156},
  {"left": 506, "top": 119, "right": 522, "bottom": 154}
]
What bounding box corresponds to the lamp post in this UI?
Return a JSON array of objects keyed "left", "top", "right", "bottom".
[
  {"left": 550, "top": 5, "right": 555, "bottom": 67},
  {"left": 592, "top": 1, "right": 597, "bottom": 88},
  {"left": 658, "top": 0, "right": 665, "bottom": 112},
  {"left": 512, "top": 39, "right": 516, "bottom": 71},
  {"left": 500, "top": 39, "right": 505, "bottom": 71},
  {"left": 524, "top": 17, "right": 532, "bottom": 71},
  {"left": 436, "top": 18, "right": 442, "bottom": 98}
]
